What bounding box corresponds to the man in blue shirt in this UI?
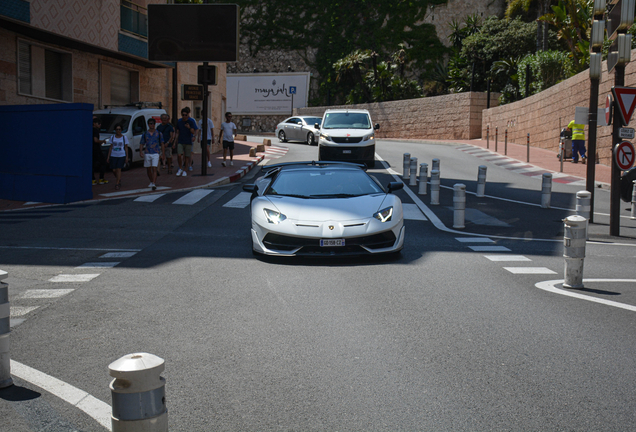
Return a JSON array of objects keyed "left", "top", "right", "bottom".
[{"left": 175, "top": 108, "right": 198, "bottom": 177}]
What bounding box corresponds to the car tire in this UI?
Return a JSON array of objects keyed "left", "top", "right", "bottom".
[
  {"left": 278, "top": 130, "right": 287, "bottom": 143},
  {"left": 307, "top": 132, "right": 315, "bottom": 145},
  {"left": 122, "top": 148, "right": 133, "bottom": 171}
]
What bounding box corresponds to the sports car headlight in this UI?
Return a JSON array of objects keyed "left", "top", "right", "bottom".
[
  {"left": 373, "top": 207, "right": 393, "bottom": 222},
  {"left": 320, "top": 133, "right": 332, "bottom": 142},
  {"left": 363, "top": 133, "right": 375, "bottom": 141},
  {"left": 263, "top": 208, "right": 287, "bottom": 224}
]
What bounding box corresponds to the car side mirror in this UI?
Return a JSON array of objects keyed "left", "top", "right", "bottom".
[
  {"left": 387, "top": 182, "right": 403, "bottom": 193},
  {"left": 314, "top": 123, "right": 320, "bottom": 129},
  {"left": 374, "top": 123, "right": 380, "bottom": 130},
  {"left": 243, "top": 184, "right": 258, "bottom": 193}
]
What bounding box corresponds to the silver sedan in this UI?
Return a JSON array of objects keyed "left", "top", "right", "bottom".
[{"left": 275, "top": 116, "right": 322, "bottom": 145}]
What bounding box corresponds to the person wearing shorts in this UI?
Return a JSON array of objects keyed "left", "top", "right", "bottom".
[
  {"left": 157, "top": 114, "right": 175, "bottom": 173},
  {"left": 175, "top": 108, "right": 198, "bottom": 176},
  {"left": 139, "top": 118, "right": 164, "bottom": 190},
  {"left": 219, "top": 112, "right": 237, "bottom": 167},
  {"left": 106, "top": 124, "right": 129, "bottom": 190}
]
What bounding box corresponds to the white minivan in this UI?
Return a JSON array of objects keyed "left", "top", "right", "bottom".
[
  {"left": 93, "top": 102, "right": 166, "bottom": 170},
  {"left": 317, "top": 109, "right": 380, "bottom": 168}
]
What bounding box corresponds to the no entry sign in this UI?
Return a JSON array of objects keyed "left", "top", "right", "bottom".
[{"left": 614, "top": 141, "right": 636, "bottom": 170}]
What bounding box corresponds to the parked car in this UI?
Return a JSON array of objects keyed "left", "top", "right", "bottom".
[
  {"left": 93, "top": 102, "right": 166, "bottom": 170},
  {"left": 317, "top": 109, "right": 379, "bottom": 168},
  {"left": 243, "top": 161, "right": 404, "bottom": 257},
  {"left": 275, "top": 116, "right": 322, "bottom": 145}
]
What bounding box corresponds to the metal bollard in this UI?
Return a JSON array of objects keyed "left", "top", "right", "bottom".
[
  {"left": 418, "top": 163, "right": 428, "bottom": 195},
  {"left": 486, "top": 125, "right": 490, "bottom": 149},
  {"left": 431, "top": 158, "right": 440, "bottom": 173},
  {"left": 576, "top": 190, "right": 591, "bottom": 239},
  {"left": 402, "top": 153, "right": 410, "bottom": 180},
  {"left": 526, "top": 133, "right": 530, "bottom": 162},
  {"left": 0, "top": 270, "right": 12, "bottom": 388},
  {"left": 409, "top": 157, "right": 418, "bottom": 186},
  {"left": 563, "top": 215, "right": 587, "bottom": 289},
  {"left": 504, "top": 129, "right": 508, "bottom": 155},
  {"left": 495, "top": 126, "right": 498, "bottom": 152},
  {"left": 430, "top": 169, "right": 440, "bottom": 205},
  {"left": 453, "top": 184, "right": 466, "bottom": 229},
  {"left": 541, "top": 173, "right": 552, "bottom": 208},
  {"left": 476, "top": 165, "right": 487, "bottom": 197},
  {"left": 109, "top": 353, "right": 168, "bottom": 432},
  {"left": 631, "top": 180, "right": 636, "bottom": 220}
]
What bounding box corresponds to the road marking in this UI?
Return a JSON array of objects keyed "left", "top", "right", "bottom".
[
  {"left": 402, "top": 203, "right": 427, "bottom": 220},
  {"left": 223, "top": 192, "right": 251, "bottom": 208},
  {"left": 0, "top": 246, "right": 142, "bottom": 252},
  {"left": 100, "top": 252, "right": 137, "bottom": 258},
  {"left": 134, "top": 194, "right": 166, "bottom": 203},
  {"left": 49, "top": 274, "right": 100, "bottom": 283},
  {"left": 468, "top": 245, "right": 511, "bottom": 252},
  {"left": 536, "top": 279, "right": 636, "bottom": 312},
  {"left": 18, "top": 289, "right": 74, "bottom": 299},
  {"left": 484, "top": 254, "right": 532, "bottom": 262},
  {"left": 456, "top": 237, "right": 495, "bottom": 243},
  {"left": 172, "top": 189, "right": 214, "bottom": 205},
  {"left": 504, "top": 267, "right": 557, "bottom": 274},
  {"left": 10, "top": 360, "right": 112, "bottom": 431},
  {"left": 100, "top": 186, "right": 171, "bottom": 197},
  {"left": 11, "top": 306, "right": 39, "bottom": 317},
  {"left": 77, "top": 262, "right": 120, "bottom": 268}
]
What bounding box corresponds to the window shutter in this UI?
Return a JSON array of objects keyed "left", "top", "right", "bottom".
[{"left": 18, "top": 41, "right": 32, "bottom": 95}]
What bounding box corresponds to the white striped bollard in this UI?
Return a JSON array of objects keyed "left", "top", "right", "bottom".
[
  {"left": 0, "top": 270, "right": 12, "bottom": 388},
  {"left": 430, "top": 169, "right": 440, "bottom": 205},
  {"left": 563, "top": 215, "right": 586, "bottom": 289},
  {"left": 476, "top": 165, "right": 487, "bottom": 197},
  {"left": 402, "top": 153, "right": 410, "bottom": 180},
  {"left": 541, "top": 173, "right": 552, "bottom": 208},
  {"left": 453, "top": 184, "right": 466, "bottom": 229},
  {"left": 418, "top": 163, "right": 428, "bottom": 195},
  {"left": 109, "top": 353, "right": 168, "bottom": 432},
  {"left": 409, "top": 157, "right": 418, "bottom": 186},
  {"left": 576, "top": 190, "right": 591, "bottom": 239},
  {"left": 631, "top": 180, "right": 636, "bottom": 220}
]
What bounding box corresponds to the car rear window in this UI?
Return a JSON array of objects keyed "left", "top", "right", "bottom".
[
  {"left": 323, "top": 112, "right": 371, "bottom": 129},
  {"left": 268, "top": 168, "right": 383, "bottom": 198},
  {"left": 94, "top": 114, "right": 131, "bottom": 134}
]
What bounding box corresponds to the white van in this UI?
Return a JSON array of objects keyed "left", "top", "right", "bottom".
[
  {"left": 317, "top": 109, "right": 380, "bottom": 168},
  {"left": 93, "top": 102, "right": 167, "bottom": 170}
]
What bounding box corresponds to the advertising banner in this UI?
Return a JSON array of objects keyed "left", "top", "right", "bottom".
[{"left": 227, "top": 73, "right": 311, "bottom": 115}]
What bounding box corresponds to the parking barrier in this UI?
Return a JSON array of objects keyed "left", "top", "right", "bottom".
[
  {"left": 430, "top": 170, "right": 440, "bottom": 205},
  {"left": 453, "top": 184, "right": 466, "bottom": 229},
  {"left": 504, "top": 129, "right": 508, "bottom": 155},
  {"left": 576, "top": 190, "right": 591, "bottom": 239},
  {"left": 402, "top": 153, "right": 410, "bottom": 180},
  {"left": 0, "top": 270, "right": 12, "bottom": 388},
  {"left": 563, "top": 215, "right": 587, "bottom": 289},
  {"left": 495, "top": 127, "right": 498, "bottom": 152},
  {"left": 418, "top": 163, "right": 428, "bottom": 195},
  {"left": 409, "top": 157, "right": 418, "bottom": 186},
  {"left": 486, "top": 125, "right": 490, "bottom": 149},
  {"left": 476, "top": 165, "right": 487, "bottom": 197},
  {"left": 527, "top": 133, "right": 530, "bottom": 162},
  {"left": 541, "top": 173, "right": 552, "bottom": 208},
  {"left": 109, "top": 352, "right": 167, "bottom": 432},
  {"left": 431, "top": 158, "right": 440, "bottom": 173},
  {"left": 632, "top": 181, "right": 636, "bottom": 220}
]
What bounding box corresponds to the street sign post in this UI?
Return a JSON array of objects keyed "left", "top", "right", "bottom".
[
  {"left": 615, "top": 141, "right": 636, "bottom": 170},
  {"left": 606, "top": 94, "right": 614, "bottom": 125}
]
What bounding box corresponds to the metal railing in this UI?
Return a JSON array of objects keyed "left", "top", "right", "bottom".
[{"left": 121, "top": 0, "right": 148, "bottom": 38}]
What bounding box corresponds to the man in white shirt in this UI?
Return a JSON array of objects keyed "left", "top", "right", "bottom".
[
  {"left": 197, "top": 116, "right": 215, "bottom": 167},
  {"left": 218, "top": 112, "right": 237, "bottom": 167}
]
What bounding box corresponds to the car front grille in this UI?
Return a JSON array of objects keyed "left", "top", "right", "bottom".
[
  {"left": 263, "top": 231, "right": 396, "bottom": 254},
  {"left": 332, "top": 136, "right": 363, "bottom": 143}
]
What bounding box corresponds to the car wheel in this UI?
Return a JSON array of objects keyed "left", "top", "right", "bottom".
[
  {"left": 307, "top": 132, "right": 315, "bottom": 145},
  {"left": 278, "top": 130, "right": 287, "bottom": 143},
  {"left": 122, "top": 148, "right": 133, "bottom": 171}
]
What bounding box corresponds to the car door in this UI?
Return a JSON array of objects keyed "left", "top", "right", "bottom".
[
  {"left": 131, "top": 115, "right": 147, "bottom": 162},
  {"left": 285, "top": 118, "right": 301, "bottom": 141}
]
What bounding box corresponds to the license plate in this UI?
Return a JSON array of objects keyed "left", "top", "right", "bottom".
[
  {"left": 320, "top": 239, "right": 345, "bottom": 247},
  {"left": 342, "top": 150, "right": 352, "bottom": 154}
]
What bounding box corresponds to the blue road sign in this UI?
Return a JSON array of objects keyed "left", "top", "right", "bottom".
[{"left": 289, "top": 86, "right": 297, "bottom": 95}]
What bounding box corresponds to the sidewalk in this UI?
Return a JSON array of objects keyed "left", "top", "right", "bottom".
[{"left": 0, "top": 139, "right": 284, "bottom": 212}]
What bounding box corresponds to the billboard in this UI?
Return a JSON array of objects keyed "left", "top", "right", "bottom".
[{"left": 227, "top": 73, "right": 311, "bottom": 115}]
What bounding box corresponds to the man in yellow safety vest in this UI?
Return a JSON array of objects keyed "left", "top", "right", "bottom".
[{"left": 567, "top": 120, "right": 587, "bottom": 164}]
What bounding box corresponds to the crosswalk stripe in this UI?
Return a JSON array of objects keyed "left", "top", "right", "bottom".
[
  {"left": 455, "top": 237, "right": 495, "bottom": 243},
  {"left": 100, "top": 186, "right": 170, "bottom": 197},
  {"left": 504, "top": 267, "right": 557, "bottom": 274},
  {"left": 49, "top": 274, "right": 100, "bottom": 283},
  {"left": 172, "top": 189, "right": 214, "bottom": 205},
  {"left": 224, "top": 192, "right": 252, "bottom": 208},
  {"left": 76, "top": 262, "right": 120, "bottom": 268},
  {"left": 19, "top": 289, "right": 75, "bottom": 299},
  {"left": 134, "top": 194, "right": 166, "bottom": 203},
  {"left": 11, "top": 306, "right": 39, "bottom": 317},
  {"left": 100, "top": 252, "right": 137, "bottom": 258},
  {"left": 484, "top": 255, "right": 531, "bottom": 261},
  {"left": 468, "top": 245, "right": 511, "bottom": 252}
]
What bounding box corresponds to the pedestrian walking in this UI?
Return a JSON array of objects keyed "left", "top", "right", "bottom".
[
  {"left": 106, "top": 125, "right": 129, "bottom": 190},
  {"left": 567, "top": 120, "right": 587, "bottom": 164},
  {"left": 92, "top": 118, "right": 108, "bottom": 185},
  {"left": 219, "top": 112, "right": 237, "bottom": 167},
  {"left": 157, "top": 114, "right": 175, "bottom": 173},
  {"left": 175, "top": 108, "right": 198, "bottom": 176},
  {"left": 198, "top": 116, "right": 215, "bottom": 167},
  {"left": 139, "top": 118, "right": 164, "bottom": 190}
]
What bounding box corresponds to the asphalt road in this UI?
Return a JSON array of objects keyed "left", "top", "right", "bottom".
[{"left": 1, "top": 138, "right": 635, "bottom": 431}]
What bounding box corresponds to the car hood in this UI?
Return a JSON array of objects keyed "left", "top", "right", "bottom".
[
  {"left": 320, "top": 128, "right": 371, "bottom": 137},
  {"left": 266, "top": 194, "right": 390, "bottom": 221}
]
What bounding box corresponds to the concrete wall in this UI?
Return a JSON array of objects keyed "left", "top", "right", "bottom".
[{"left": 297, "top": 92, "right": 498, "bottom": 140}]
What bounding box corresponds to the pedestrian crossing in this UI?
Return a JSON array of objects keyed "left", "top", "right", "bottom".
[{"left": 456, "top": 145, "right": 586, "bottom": 186}]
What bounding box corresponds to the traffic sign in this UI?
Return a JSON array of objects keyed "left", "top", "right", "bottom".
[
  {"left": 619, "top": 127, "right": 635, "bottom": 139},
  {"left": 615, "top": 141, "right": 636, "bottom": 170},
  {"left": 289, "top": 86, "right": 297, "bottom": 95},
  {"left": 606, "top": 94, "right": 614, "bottom": 126},
  {"left": 611, "top": 86, "right": 636, "bottom": 125}
]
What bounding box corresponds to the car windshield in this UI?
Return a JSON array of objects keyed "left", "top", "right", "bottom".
[
  {"left": 322, "top": 112, "right": 371, "bottom": 129},
  {"left": 94, "top": 114, "right": 131, "bottom": 134},
  {"left": 267, "top": 168, "right": 384, "bottom": 198},
  {"left": 304, "top": 117, "right": 322, "bottom": 126}
]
